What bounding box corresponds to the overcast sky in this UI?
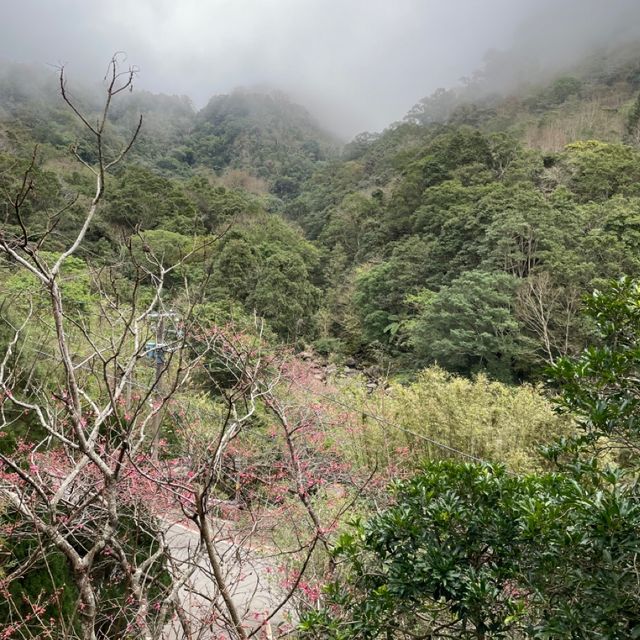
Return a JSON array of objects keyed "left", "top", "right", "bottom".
[{"left": 1, "top": 0, "right": 639, "bottom": 137}]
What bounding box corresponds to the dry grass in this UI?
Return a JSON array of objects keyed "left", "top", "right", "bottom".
[
  {"left": 524, "top": 88, "right": 632, "bottom": 152},
  {"left": 219, "top": 168, "right": 269, "bottom": 194}
]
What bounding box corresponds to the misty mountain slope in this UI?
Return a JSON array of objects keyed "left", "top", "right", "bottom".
[
  {"left": 108, "top": 90, "right": 197, "bottom": 171},
  {"left": 406, "top": 41, "right": 640, "bottom": 151},
  {"left": 4, "top": 39, "right": 640, "bottom": 379},
  {"left": 0, "top": 61, "right": 200, "bottom": 175},
  {"left": 0, "top": 62, "right": 339, "bottom": 196},
  {"left": 278, "top": 41, "right": 640, "bottom": 377},
  {"left": 3, "top": 5, "right": 640, "bottom": 638},
  {"left": 286, "top": 39, "right": 640, "bottom": 241},
  {"left": 185, "top": 89, "right": 340, "bottom": 197},
  {"left": 0, "top": 62, "right": 81, "bottom": 154}
]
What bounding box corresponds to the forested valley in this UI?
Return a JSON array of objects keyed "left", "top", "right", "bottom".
[{"left": 1, "top": 32, "right": 640, "bottom": 640}]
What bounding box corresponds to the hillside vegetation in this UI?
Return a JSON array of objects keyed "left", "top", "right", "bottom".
[{"left": 0, "top": 42, "right": 639, "bottom": 639}]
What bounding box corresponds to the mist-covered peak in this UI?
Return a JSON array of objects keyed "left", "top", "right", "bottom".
[
  {"left": 188, "top": 87, "right": 340, "bottom": 194},
  {"left": 197, "top": 87, "right": 338, "bottom": 143}
]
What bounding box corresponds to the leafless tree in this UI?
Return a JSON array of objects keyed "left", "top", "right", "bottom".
[
  {"left": 0, "top": 56, "right": 338, "bottom": 640},
  {"left": 516, "top": 271, "right": 580, "bottom": 364}
]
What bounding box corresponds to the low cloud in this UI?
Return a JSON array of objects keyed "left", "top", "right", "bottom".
[{"left": 1, "top": 0, "right": 639, "bottom": 137}]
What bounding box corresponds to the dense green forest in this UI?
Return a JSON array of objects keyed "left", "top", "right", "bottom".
[
  {"left": 1, "top": 39, "right": 640, "bottom": 640},
  {"left": 7, "top": 44, "right": 640, "bottom": 381}
]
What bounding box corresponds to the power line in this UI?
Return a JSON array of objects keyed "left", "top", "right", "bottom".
[
  {"left": 9, "top": 336, "right": 492, "bottom": 466},
  {"left": 0, "top": 272, "right": 494, "bottom": 468},
  {"left": 287, "top": 377, "right": 490, "bottom": 465}
]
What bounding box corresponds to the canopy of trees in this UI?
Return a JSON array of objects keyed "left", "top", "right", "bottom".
[{"left": 2, "top": 43, "right": 640, "bottom": 639}]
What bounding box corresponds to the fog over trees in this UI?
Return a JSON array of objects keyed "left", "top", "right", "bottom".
[
  {"left": 1, "top": 0, "right": 640, "bottom": 136},
  {"left": 1, "top": 3, "right": 640, "bottom": 639}
]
